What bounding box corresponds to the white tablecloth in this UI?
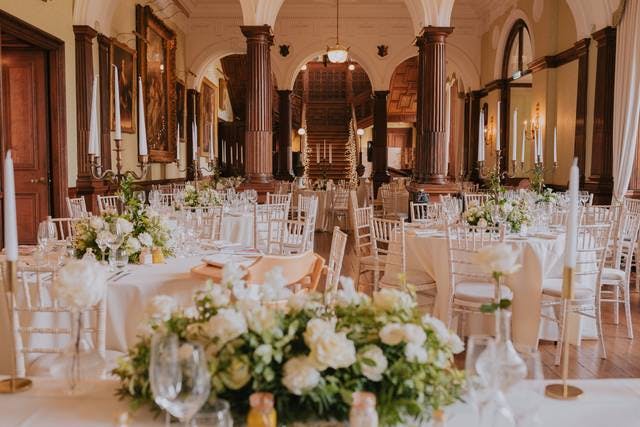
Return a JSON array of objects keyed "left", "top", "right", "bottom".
[
  {"left": 390, "top": 231, "right": 578, "bottom": 348},
  {"left": 4, "top": 377, "right": 640, "bottom": 426}
]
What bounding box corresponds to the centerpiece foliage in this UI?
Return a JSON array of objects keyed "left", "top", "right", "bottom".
[
  {"left": 113, "top": 268, "right": 465, "bottom": 425},
  {"left": 73, "top": 176, "right": 174, "bottom": 263}
]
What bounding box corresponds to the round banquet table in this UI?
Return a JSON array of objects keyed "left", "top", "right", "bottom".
[{"left": 384, "top": 229, "right": 596, "bottom": 349}]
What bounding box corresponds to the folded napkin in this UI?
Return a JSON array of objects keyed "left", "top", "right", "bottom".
[
  {"left": 202, "top": 254, "right": 256, "bottom": 268},
  {"left": 532, "top": 232, "right": 558, "bottom": 239},
  {"left": 203, "top": 240, "right": 243, "bottom": 250}
]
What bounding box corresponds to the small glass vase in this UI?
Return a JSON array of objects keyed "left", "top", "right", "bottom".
[
  {"left": 50, "top": 311, "right": 105, "bottom": 394},
  {"left": 492, "top": 310, "right": 527, "bottom": 392}
]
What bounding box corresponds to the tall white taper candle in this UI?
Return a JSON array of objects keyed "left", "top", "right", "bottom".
[
  {"left": 113, "top": 65, "right": 122, "bottom": 140},
  {"left": 4, "top": 151, "right": 18, "bottom": 261},
  {"left": 137, "top": 77, "right": 148, "bottom": 156}
]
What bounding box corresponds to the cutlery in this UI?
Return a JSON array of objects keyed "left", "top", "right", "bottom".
[{"left": 112, "top": 271, "right": 131, "bottom": 282}]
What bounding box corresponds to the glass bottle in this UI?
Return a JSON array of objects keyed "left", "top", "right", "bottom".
[
  {"left": 492, "top": 310, "right": 527, "bottom": 391},
  {"left": 247, "top": 392, "right": 276, "bottom": 427},
  {"left": 349, "top": 391, "right": 378, "bottom": 427}
]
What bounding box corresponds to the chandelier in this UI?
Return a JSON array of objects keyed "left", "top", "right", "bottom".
[{"left": 326, "top": 0, "right": 349, "bottom": 63}]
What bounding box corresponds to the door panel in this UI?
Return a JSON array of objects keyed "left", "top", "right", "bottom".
[{"left": 2, "top": 48, "right": 49, "bottom": 245}]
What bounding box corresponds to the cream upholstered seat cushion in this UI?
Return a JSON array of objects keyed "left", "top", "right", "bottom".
[
  {"left": 601, "top": 267, "right": 625, "bottom": 282},
  {"left": 454, "top": 281, "right": 513, "bottom": 303},
  {"left": 28, "top": 350, "right": 125, "bottom": 377},
  {"left": 542, "top": 278, "right": 594, "bottom": 299}
]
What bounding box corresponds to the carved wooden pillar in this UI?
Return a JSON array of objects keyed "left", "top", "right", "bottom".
[
  {"left": 276, "top": 90, "right": 293, "bottom": 181},
  {"left": 372, "top": 90, "right": 390, "bottom": 196},
  {"left": 96, "top": 35, "right": 113, "bottom": 170},
  {"left": 587, "top": 27, "right": 615, "bottom": 203},
  {"left": 186, "top": 89, "right": 199, "bottom": 181},
  {"left": 414, "top": 26, "right": 453, "bottom": 184},
  {"left": 241, "top": 25, "right": 274, "bottom": 185},
  {"left": 573, "top": 38, "right": 590, "bottom": 185}
]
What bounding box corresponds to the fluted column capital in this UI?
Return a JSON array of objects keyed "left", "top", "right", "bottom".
[
  {"left": 415, "top": 26, "right": 453, "bottom": 46},
  {"left": 241, "top": 25, "right": 274, "bottom": 44}
]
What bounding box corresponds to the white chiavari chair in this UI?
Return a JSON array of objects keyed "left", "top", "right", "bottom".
[
  {"left": 50, "top": 217, "right": 80, "bottom": 242},
  {"left": 5, "top": 263, "right": 120, "bottom": 377},
  {"left": 297, "top": 194, "right": 319, "bottom": 250},
  {"left": 155, "top": 184, "right": 173, "bottom": 194},
  {"left": 623, "top": 198, "right": 640, "bottom": 291},
  {"left": 323, "top": 226, "right": 348, "bottom": 303},
  {"left": 410, "top": 202, "right": 443, "bottom": 223},
  {"left": 445, "top": 223, "right": 507, "bottom": 333},
  {"left": 379, "top": 187, "right": 400, "bottom": 220},
  {"left": 159, "top": 193, "right": 174, "bottom": 207},
  {"left": 267, "top": 216, "right": 311, "bottom": 255},
  {"left": 267, "top": 192, "right": 292, "bottom": 206},
  {"left": 191, "top": 205, "right": 224, "bottom": 241},
  {"left": 330, "top": 187, "right": 350, "bottom": 229},
  {"left": 463, "top": 192, "right": 490, "bottom": 209},
  {"left": 254, "top": 203, "right": 289, "bottom": 253},
  {"left": 371, "top": 217, "right": 436, "bottom": 310},
  {"left": 579, "top": 191, "right": 594, "bottom": 206},
  {"left": 350, "top": 206, "right": 384, "bottom": 289},
  {"left": 541, "top": 223, "right": 611, "bottom": 364},
  {"left": 172, "top": 183, "right": 186, "bottom": 192},
  {"left": 65, "top": 197, "right": 88, "bottom": 218},
  {"left": 600, "top": 211, "right": 640, "bottom": 338},
  {"left": 97, "top": 195, "right": 120, "bottom": 215}
]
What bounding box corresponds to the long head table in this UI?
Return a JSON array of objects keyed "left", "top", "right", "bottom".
[{"left": 3, "top": 377, "right": 640, "bottom": 426}]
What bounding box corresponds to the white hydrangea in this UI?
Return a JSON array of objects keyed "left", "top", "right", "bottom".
[
  {"left": 89, "top": 216, "right": 105, "bottom": 231},
  {"left": 358, "top": 345, "right": 388, "bottom": 382},
  {"left": 422, "top": 314, "right": 464, "bottom": 354},
  {"left": 115, "top": 217, "right": 134, "bottom": 234},
  {"left": 282, "top": 356, "right": 321, "bottom": 395},
  {"left": 203, "top": 308, "right": 247, "bottom": 353},
  {"left": 261, "top": 267, "right": 293, "bottom": 302},
  {"left": 126, "top": 236, "right": 141, "bottom": 253},
  {"left": 203, "top": 281, "right": 231, "bottom": 308},
  {"left": 222, "top": 262, "right": 246, "bottom": 288},
  {"left": 237, "top": 300, "right": 279, "bottom": 335},
  {"left": 138, "top": 232, "right": 153, "bottom": 247},
  {"left": 373, "top": 288, "right": 416, "bottom": 312},
  {"left": 404, "top": 343, "right": 428, "bottom": 363},
  {"left": 145, "top": 295, "right": 178, "bottom": 322},
  {"left": 232, "top": 282, "right": 262, "bottom": 301},
  {"left": 334, "top": 277, "right": 369, "bottom": 307},
  {"left": 287, "top": 291, "right": 322, "bottom": 312}
]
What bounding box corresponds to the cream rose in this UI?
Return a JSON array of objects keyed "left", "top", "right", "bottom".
[
  {"left": 379, "top": 323, "right": 406, "bottom": 346},
  {"left": 404, "top": 343, "right": 428, "bottom": 363},
  {"left": 204, "top": 308, "right": 247, "bottom": 352},
  {"left": 422, "top": 314, "right": 464, "bottom": 354},
  {"left": 308, "top": 330, "right": 356, "bottom": 370},
  {"left": 115, "top": 217, "right": 134, "bottom": 234},
  {"left": 358, "top": 345, "right": 388, "bottom": 381},
  {"left": 282, "top": 356, "right": 321, "bottom": 395},
  {"left": 373, "top": 288, "right": 416, "bottom": 312},
  {"left": 53, "top": 258, "right": 108, "bottom": 311},
  {"left": 402, "top": 324, "right": 427, "bottom": 346},
  {"left": 472, "top": 243, "right": 521, "bottom": 275},
  {"left": 477, "top": 218, "right": 488, "bottom": 228}
]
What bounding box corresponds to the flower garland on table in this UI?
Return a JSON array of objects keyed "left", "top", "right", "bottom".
[
  {"left": 113, "top": 266, "right": 465, "bottom": 426},
  {"left": 181, "top": 183, "right": 222, "bottom": 209},
  {"left": 74, "top": 177, "right": 174, "bottom": 263}
]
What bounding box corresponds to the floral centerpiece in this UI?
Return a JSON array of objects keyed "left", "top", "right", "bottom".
[
  {"left": 74, "top": 177, "right": 174, "bottom": 263},
  {"left": 113, "top": 268, "right": 465, "bottom": 425},
  {"left": 216, "top": 176, "right": 245, "bottom": 190},
  {"left": 182, "top": 183, "right": 222, "bottom": 209},
  {"left": 312, "top": 179, "right": 329, "bottom": 191},
  {"left": 463, "top": 198, "right": 532, "bottom": 233}
]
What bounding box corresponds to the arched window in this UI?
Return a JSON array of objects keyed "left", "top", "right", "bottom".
[{"left": 502, "top": 19, "right": 532, "bottom": 80}]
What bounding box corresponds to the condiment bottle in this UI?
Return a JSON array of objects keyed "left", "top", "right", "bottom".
[
  {"left": 349, "top": 391, "right": 378, "bottom": 427},
  {"left": 247, "top": 392, "right": 276, "bottom": 427}
]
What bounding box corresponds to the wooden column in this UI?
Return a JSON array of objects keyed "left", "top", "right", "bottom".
[
  {"left": 241, "top": 25, "right": 274, "bottom": 186},
  {"left": 276, "top": 89, "right": 293, "bottom": 181},
  {"left": 587, "top": 27, "right": 616, "bottom": 203},
  {"left": 372, "top": 90, "right": 390, "bottom": 196},
  {"left": 186, "top": 89, "right": 199, "bottom": 181},
  {"left": 573, "top": 38, "right": 591, "bottom": 185},
  {"left": 413, "top": 26, "right": 453, "bottom": 184},
  {"left": 469, "top": 92, "right": 482, "bottom": 182},
  {"left": 96, "top": 34, "right": 113, "bottom": 171}
]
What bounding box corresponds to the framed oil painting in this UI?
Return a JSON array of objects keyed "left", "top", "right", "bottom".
[
  {"left": 176, "top": 79, "right": 186, "bottom": 140},
  {"left": 136, "top": 4, "right": 177, "bottom": 163},
  {"left": 111, "top": 40, "right": 136, "bottom": 133},
  {"left": 200, "top": 78, "right": 218, "bottom": 157},
  {"left": 219, "top": 77, "right": 227, "bottom": 111}
]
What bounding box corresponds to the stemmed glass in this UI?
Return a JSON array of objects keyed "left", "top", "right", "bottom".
[
  {"left": 466, "top": 335, "right": 514, "bottom": 427},
  {"left": 37, "top": 219, "right": 58, "bottom": 252},
  {"left": 504, "top": 349, "right": 544, "bottom": 427},
  {"left": 106, "top": 232, "right": 124, "bottom": 271},
  {"left": 150, "top": 333, "right": 211, "bottom": 427}
]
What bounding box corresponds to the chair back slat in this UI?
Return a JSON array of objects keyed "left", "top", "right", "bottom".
[
  {"left": 66, "top": 196, "right": 88, "bottom": 218},
  {"left": 324, "top": 226, "right": 348, "bottom": 301}
]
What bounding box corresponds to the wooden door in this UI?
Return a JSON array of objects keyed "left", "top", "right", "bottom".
[{"left": 1, "top": 48, "right": 50, "bottom": 245}]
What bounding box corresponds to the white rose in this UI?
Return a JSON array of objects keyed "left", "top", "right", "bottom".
[
  {"left": 288, "top": 291, "right": 322, "bottom": 312},
  {"left": 373, "top": 288, "right": 416, "bottom": 312},
  {"left": 238, "top": 300, "right": 278, "bottom": 335},
  {"left": 335, "top": 277, "right": 369, "bottom": 307},
  {"left": 89, "top": 216, "right": 105, "bottom": 230},
  {"left": 138, "top": 232, "right": 153, "bottom": 247},
  {"left": 472, "top": 243, "right": 521, "bottom": 275},
  {"left": 379, "top": 323, "right": 406, "bottom": 346},
  {"left": 222, "top": 262, "right": 246, "bottom": 288},
  {"left": 308, "top": 331, "right": 356, "bottom": 371},
  {"left": 204, "top": 282, "right": 231, "bottom": 308},
  {"left": 232, "top": 282, "right": 262, "bottom": 302},
  {"left": 204, "top": 308, "right": 247, "bottom": 352},
  {"left": 404, "top": 343, "right": 428, "bottom": 363},
  {"left": 53, "top": 258, "right": 107, "bottom": 311},
  {"left": 126, "top": 236, "right": 141, "bottom": 253},
  {"left": 477, "top": 218, "right": 488, "bottom": 228},
  {"left": 422, "top": 314, "right": 464, "bottom": 354},
  {"left": 448, "top": 333, "right": 465, "bottom": 354},
  {"left": 282, "top": 356, "right": 321, "bottom": 395},
  {"left": 145, "top": 295, "right": 177, "bottom": 322},
  {"left": 304, "top": 318, "right": 337, "bottom": 346},
  {"left": 358, "top": 345, "right": 388, "bottom": 382},
  {"left": 402, "top": 324, "right": 427, "bottom": 346},
  {"left": 115, "top": 217, "right": 133, "bottom": 234}
]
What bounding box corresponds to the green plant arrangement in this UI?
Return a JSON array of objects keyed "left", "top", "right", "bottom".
[{"left": 113, "top": 269, "right": 465, "bottom": 426}]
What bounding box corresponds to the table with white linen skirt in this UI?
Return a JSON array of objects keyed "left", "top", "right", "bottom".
[
  {"left": 384, "top": 230, "right": 595, "bottom": 349},
  {"left": 297, "top": 189, "right": 358, "bottom": 231},
  {"left": 4, "top": 377, "right": 640, "bottom": 426}
]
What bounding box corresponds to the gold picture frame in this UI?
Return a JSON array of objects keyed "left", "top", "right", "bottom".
[
  {"left": 110, "top": 39, "right": 136, "bottom": 134},
  {"left": 199, "top": 78, "right": 218, "bottom": 157}
]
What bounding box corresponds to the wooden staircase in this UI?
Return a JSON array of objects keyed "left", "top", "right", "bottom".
[{"left": 305, "top": 101, "right": 352, "bottom": 181}]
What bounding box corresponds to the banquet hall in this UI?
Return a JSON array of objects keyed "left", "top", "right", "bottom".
[{"left": 1, "top": 0, "right": 640, "bottom": 425}]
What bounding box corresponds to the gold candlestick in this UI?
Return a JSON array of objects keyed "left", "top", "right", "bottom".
[
  {"left": 0, "top": 260, "right": 32, "bottom": 393},
  {"left": 545, "top": 266, "right": 583, "bottom": 400}
]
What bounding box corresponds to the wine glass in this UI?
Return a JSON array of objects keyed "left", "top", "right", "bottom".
[
  {"left": 134, "top": 190, "right": 146, "bottom": 205},
  {"left": 150, "top": 333, "right": 211, "bottom": 427},
  {"left": 465, "top": 335, "right": 514, "bottom": 427},
  {"left": 193, "top": 399, "right": 232, "bottom": 427},
  {"left": 37, "top": 219, "right": 59, "bottom": 253},
  {"left": 504, "top": 349, "right": 544, "bottom": 427}
]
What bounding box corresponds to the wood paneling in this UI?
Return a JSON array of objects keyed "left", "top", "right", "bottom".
[
  {"left": 221, "top": 54, "right": 248, "bottom": 121},
  {"left": 372, "top": 90, "right": 390, "bottom": 194},
  {"left": 573, "top": 38, "right": 590, "bottom": 185},
  {"left": 388, "top": 56, "right": 418, "bottom": 123},
  {"left": 186, "top": 88, "right": 199, "bottom": 181}
]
